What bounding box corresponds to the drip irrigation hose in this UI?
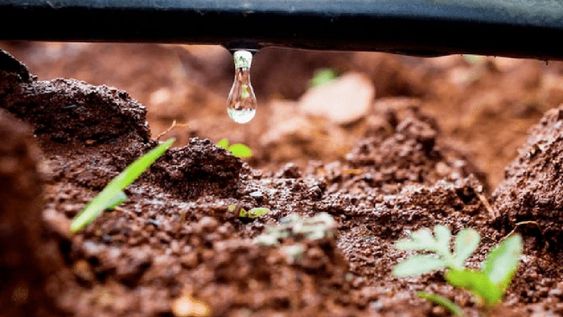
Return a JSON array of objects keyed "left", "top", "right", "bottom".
[{"left": 0, "top": 0, "right": 562, "bottom": 59}]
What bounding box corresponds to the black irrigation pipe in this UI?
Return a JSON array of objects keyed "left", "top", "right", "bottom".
[{"left": 0, "top": 0, "right": 562, "bottom": 60}]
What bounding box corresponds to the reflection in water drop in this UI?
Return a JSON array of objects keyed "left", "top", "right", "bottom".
[
  {"left": 227, "top": 50, "right": 257, "bottom": 124},
  {"left": 227, "top": 108, "right": 256, "bottom": 124}
]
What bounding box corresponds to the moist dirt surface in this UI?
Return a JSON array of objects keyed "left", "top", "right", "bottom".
[{"left": 0, "top": 44, "right": 562, "bottom": 317}]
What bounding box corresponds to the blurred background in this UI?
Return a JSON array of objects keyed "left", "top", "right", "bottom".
[{"left": 1, "top": 42, "right": 562, "bottom": 187}]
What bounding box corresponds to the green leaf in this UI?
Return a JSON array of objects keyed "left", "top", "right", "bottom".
[
  {"left": 482, "top": 235, "right": 523, "bottom": 291},
  {"left": 239, "top": 207, "right": 270, "bottom": 219},
  {"left": 228, "top": 143, "right": 253, "bottom": 159},
  {"left": 393, "top": 255, "right": 445, "bottom": 277},
  {"left": 454, "top": 228, "right": 480, "bottom": 267},
  {"left": 238, "top": 208, "right": 248, "bottom": 218},
  {"left": 395, "top": 228, "right": 437, "bottom": 251},
  {"left": 417, "top": 292, "right": 464, "bottom": 317},
  {"left": 246, "top": 207, "right": 270, "bottom": 218},
  {"left": 216, "top": 138, "right": 230, "bottom": 150},
  {"left": 434, "top": 225, "right": 452, "bottom": 255},
  {"left": 445, "top": 269, "right": 503, "bottom": 306},
  {"left": 309, "top": 68, "right": 338, "bottom": 87},
  {"left": 70, "top": 138, "right": 174, "bottom": 233},
  {"left": 106, "top": 191, "right": 127, "bottom": 210}
]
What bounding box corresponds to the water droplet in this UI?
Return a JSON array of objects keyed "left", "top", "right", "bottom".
[{"left": 227, "top": 50, "right": 257, "bottom": 124}]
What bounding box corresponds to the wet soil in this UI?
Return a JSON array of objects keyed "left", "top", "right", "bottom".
[
  {"left": 0, "top": 107, "right": 63, "bottom": 317},
  {"left": 0, "top": 46, "right": 562, "bottom": 317},
  {"left": 3, "top": 43, "right": 562, "bottom": 187},
  {"left": 494, "top": 106, "right": 563, "bottom": 251}
]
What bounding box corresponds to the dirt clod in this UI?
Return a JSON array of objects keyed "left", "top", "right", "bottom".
[{"left": 494, "top": 105, "right": 563, "bottom": 251}]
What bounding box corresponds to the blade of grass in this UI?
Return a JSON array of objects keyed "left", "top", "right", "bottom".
[
  {"left": 106, "top": 190, "right": 127, "bottom": 210},
  {"left": 417, "top": 292, "right": 464, "bottom": 316},
  {"left": 70, "top": 138, "right": 175, "bottom": 233}
]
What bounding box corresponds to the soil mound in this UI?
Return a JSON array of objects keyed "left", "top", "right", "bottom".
[
  {"left": 0, "top": 109, "right": 63, "bottom": 317},
  {"left": 149, "top": 137, "right": 244, "bottom": 200},
  {"left": 494, "top": 105, "right": 563, "bottom": 250}
]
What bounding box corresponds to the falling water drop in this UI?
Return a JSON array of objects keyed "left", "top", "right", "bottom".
[{"left": 227, "top": 50, "right": 257, "bottom": 124}]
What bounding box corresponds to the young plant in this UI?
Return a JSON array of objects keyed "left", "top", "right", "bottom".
[
  {"left": 393, "top": 225, "right": 523, "bottom": 314},
  {"left": 254, "top": 213, "right": 336, "bottom": 246},
  {"left": 309, "top": 68, "right": 338, "bottom": 87},
  {"left": 70, "top": 138, "right": 175, "bottom": 233},
  {"left": 417, "top": 292, "right": 463, "bottom": 317},
  {"left": 216, "top": 138, "right": 253, "bottom": 159},
  {"left": 254, "top": 213, "right": 337, "bottom": 263},
  {"left": 228, "top": 204, "right": 270, "bottom": 219}
]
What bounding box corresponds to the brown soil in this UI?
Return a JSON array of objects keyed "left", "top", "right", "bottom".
[
  {"left": 0, "top": 107, "right": 59, "bottom": 317},
  {"left": 494, "top": 107, "right": 563, "bottom": 251},
  {"left": 0, "top": 45, "right": 561, "bottom": 317},
  {"left": 4, "top": 42, "right": 561, "bottom": 186}
]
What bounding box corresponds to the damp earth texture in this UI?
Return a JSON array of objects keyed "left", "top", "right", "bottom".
[{"left": 0, "top": 43, "right": 562, "bottom": 317}]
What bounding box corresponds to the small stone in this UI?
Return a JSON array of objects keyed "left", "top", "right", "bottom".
[
  {"left": 150, "top": 87, "right": 172, "bottom": 106},
  {"left": 196, "top": 217, "right": 218, "bottom": 232},
  {"left": 276, "top": 162, "right": 302, "bottom": 178},
  {"left": 281, "top": 244, "right": 305, "bottom": 263},
  {"left": 298, "top": 72, "right": 375, "bottom": 125},
  {"left": 260, "top": 101, "right": 351, "bottom": 162},
  {"left": 171, "top": 294, "right": 211, "bottom": 317},
  {"left": 72, "top": 260, "right": 95, "bottom": 282},
  {"left": 249, "top": 191, "right": 263, "bottom": 198}
]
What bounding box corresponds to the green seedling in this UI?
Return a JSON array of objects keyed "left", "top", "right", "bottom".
[
  {"left": 106, "top": 190, "right": 128, "bottom": 210},
  {"left": 254, "top": 212, "right": 336, "bottom": 246},
  {"left": 255, "top": 213, "right": 336, "bottom": 264},
  {"left": 70, "top": 138, "right": 175, "bottom": 233},
  {"left": 417, "top": 292, "right": 463, "bottom": 317},
  {"left": 309, "top": 68, "right": 338, "bottom": 87},
  {"left": 228, "top": 204, "right": 270, "bottom": 219},
  {"left": 217, "top": 138, "right": 253, "bottom": 159},
  {"left": 393, "top": 225, "right": 523, "bottom": 314}
]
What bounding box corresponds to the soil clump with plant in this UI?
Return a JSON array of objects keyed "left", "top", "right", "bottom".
[{"left": 0, "top": 46, "right": 561, "bottom": 317}]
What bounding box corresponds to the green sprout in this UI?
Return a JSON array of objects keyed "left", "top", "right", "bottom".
[
  {"left": 105, "top": 190, "right": 128, "bottom": 210},
  {"left": 254, "top": 213, "right": 336, "bottom": 263},
  {"left": 393, "top": 225, "right": 523, "bottom": 315},
  {"left": 216, "top": 138, "right": 252, "bottom": 159},
  {"left": 417, "top": 292, "right": 463, "bottom": 317},
  {"left": 228, "top": 204, "right": 270, "bottom": 219},
  {"left": 70, "top": 138, "right": 175, "bottom": 233},
  {"left": 309, "top": 68, "right": 338, "bottom": 87},
  {"left": 254, "top": 213, "right": 336, "bottom": 246}
]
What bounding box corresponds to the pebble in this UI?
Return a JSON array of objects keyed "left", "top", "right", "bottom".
[
  {"left": 249, "top": 190, "right": 263, "bottom": 198},
  {"left": 298, "top": 72, "right": 375, "bottom": 125},
  {"left": 171, "top": 294, "right": 211, "bottom": 317}
]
